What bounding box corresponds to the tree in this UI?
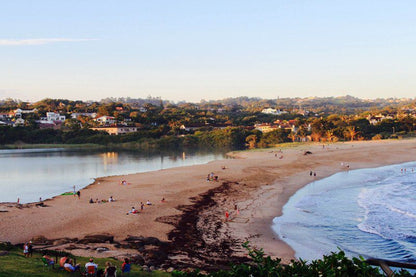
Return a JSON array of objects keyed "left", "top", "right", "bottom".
[
  {"left": 245, "top": 134, "right": 257, "bottom": 149},
  {"left": 344, "top": 126, "right": 359, "bottom": 141}
]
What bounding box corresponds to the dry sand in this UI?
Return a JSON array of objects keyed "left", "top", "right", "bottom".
[{"left": 0, "top": 139, "right": 415, "bottom": 267}]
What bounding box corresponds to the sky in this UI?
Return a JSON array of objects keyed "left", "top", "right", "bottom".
[{"left": 0, "top": 1, "right": 415, "bottom": 103}]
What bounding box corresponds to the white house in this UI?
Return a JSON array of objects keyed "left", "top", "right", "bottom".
[
  {"left": 94, "top": 116, "right": 116, "bottom": 125},
  {"left": 71, "top": 112, "right": 97, "bottom": 119},
  {"left": 38, "top": 112, "right": 66, "bottom": 124},
  {"left": 13, "top": 108, "right": 37, "bottom": 117},
  {"left": 13, "top": 118, "right": 25, "bottom": 126},
  {"left": 261, "top": 108, "right": 287, "bottom": 115}
]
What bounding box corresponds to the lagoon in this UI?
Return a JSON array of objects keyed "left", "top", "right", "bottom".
[{"left": 0, "top": 148, "right": 225, "bottom": 203}]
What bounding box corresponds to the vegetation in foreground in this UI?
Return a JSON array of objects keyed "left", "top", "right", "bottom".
[
  {"left": 1, "top": 242, "right": 415, "bottom": 276},
  {"left": 172, "top": 243, "right": 415, "bottom": 277},
  {"left": 0, "top": 243, "right": 169, "bottom": 277}
]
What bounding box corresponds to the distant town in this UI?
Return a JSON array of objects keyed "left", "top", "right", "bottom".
[{"left": 0, "top": 96, "right": 415, "bottom": 149}]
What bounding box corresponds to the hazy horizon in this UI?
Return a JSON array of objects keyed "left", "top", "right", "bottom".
[{"left": 1, "top": 1, "right": 415, "bottom": 102}]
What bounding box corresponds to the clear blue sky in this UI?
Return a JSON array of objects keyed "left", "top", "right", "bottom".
[{"left": 1, "top": 1, "right": 415, "bottom": 102}]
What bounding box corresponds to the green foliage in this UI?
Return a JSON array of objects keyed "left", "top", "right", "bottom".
[
  {"left": 0, "top": 243, "right": 169, "bottom": 277},
  {"left": 172, "top": 243, "right": 414, "bottom": 277}
]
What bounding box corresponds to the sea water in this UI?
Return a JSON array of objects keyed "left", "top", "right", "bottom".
[{"left": 273, "top": 161, "right": 416, "bottom": 263}]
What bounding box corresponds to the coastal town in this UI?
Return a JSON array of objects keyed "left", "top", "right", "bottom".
[{"left": 1, "top": 96, "right": 415, "bottom": 148}]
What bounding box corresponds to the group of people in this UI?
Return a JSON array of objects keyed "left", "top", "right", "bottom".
[
  {"left": 225, "top": 204, "right": 240, "bottom": 222},
  {"left": 127, "top": 199, "right": 158, "bottom": 215},
  {"left": 309, "top": 171, "right": 317, "bottom": 177},
  {"left": 206, "top": 172, "right": 219, "bottom": 182},
  {"left": 26, "top": 244, "right": 130, "bottom": 276},
  {"left": 23, "top": 241, "right": 33, "bottom": 257},
  {"left": 89, "top": 196, "right": 116, "bottom": 204},
  {"left": 57, "top": 255, "right": 130, "bottom": 276}
]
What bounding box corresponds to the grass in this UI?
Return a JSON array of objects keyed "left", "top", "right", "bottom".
[{"left": 0, "top": 245, "right": 171, "bottom": 277}]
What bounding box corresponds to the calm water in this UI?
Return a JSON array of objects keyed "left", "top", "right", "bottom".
[
  {"left": 273, "top": 161, "right": 416, "bottom": 263},
  {"left": 0, "top": 148, "right": 226, "bottom": 203}
]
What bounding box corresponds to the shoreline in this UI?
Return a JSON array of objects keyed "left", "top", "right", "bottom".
[{"left": 0, "top": 139, "right": 415, "bottom": 269}]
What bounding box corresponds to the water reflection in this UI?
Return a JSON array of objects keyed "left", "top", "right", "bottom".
[
  {"left": 0, "top": 148, "right": 226, "bottom": 203},
  {"left": 101, "top": 152, "right": 119, "bottom": 171}
]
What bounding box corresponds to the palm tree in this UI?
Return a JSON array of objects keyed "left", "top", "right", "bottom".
[{"left": 344, "top": 126, "right": 358, "bottom": 141}]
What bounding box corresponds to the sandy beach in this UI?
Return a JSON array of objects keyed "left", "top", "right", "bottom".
[{"left": 0, "top": 139, "right": 415, "bottom": 269}]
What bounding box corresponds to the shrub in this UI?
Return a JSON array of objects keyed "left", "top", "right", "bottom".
[{"left": 172, "top": 242, "right": 413, "bottom": 277}]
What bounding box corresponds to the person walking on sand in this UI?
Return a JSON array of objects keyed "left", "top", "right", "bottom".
[
  {"left": 28, "top": 241, "right": 33, "bottom": 257},
  {"left": 234, "top": 204, "right": 239, "bottom": 216},
  {"left": 225, "top": 211, "right": 230, "bottom": 222},
  {"left": 76, "top": 190, "right": 81, "bottom": 199},
  {"left": 23, "top": 243, "right": 29, "bottom": 257}
]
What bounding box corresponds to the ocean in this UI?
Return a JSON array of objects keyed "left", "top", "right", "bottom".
[{"left": 273, "top": 161, "right": 416, "bottom": 263}]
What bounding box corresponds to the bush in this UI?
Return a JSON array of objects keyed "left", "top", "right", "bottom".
[{"left": 172, "top": 242, "right": 413, "bottom": 277}]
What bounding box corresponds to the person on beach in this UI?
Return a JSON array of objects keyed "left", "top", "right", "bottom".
[
  {"left": 161, "top": 197, "right": 166, "bottom": 203},
  {"left": 23, "top": 243, "right": 29, "bottom": 257},
  {"left": 89, "top": 198, "right": 94, "bottom": 204},
  {"left": 109, "top": 196, "right": 114, "bottom": 202},
  {"left": 64, "top": 259, "right": 81, "bottom": 272},
  {"left": 42, "top": 252, "right": 55, "bottom": 266},
  {"left": 28, "top": 241, "right": 33, "bottom": 257},
  {"left": 104, "top": 261, "right": 117, "bottom": 277},
  {"left": 85, "top": 258, "right": 98, "bottom": 272},
  {"left": 146, "top": 200, "right": 152, "bottom": 205},
  {"left": 76, "top": 190, "right": 81, "bottom": 199},
  {"left": 59, "top": 254, "right": 69, "bottom": 267},
  {"left": 127, "top": 207, "right": 138, "bottom": 214},
  {"left": 140, "top": 202, "right": 144, "bottom": 210},
  {"left": 234, "top": 204, "right": 239, "bottom": 215},
  {"left": 225, "top": 211, "right": 229, "bottom": 222},
  {"left": 121, "top": 258, "right": 131, "bottom": 274}
]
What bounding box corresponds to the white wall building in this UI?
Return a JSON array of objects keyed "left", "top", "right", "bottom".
[{"left": 261, "top": 108, "right": 287, "bottom": 115}]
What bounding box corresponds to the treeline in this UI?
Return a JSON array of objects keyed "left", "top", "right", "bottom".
[{"left": 0, "top": 126, "right": 293, "bottom": 150}]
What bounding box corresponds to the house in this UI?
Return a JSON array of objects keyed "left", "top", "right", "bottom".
[
  {"left": 180, "top": 123, "right": 206, "bottom": 132},
  {"left": 90, "top": 126, "right": 138, "bottom": 135},
  {"left": 94, "top": 116, "right": 116, "bottom": 125},
  {"left": 0, "top": 113, "right": 10, "bottom": 121},
  {"left": 38, "top": 112, "right": 66, "bottom": 124},
  {"left": 261, "top": 108, "right": 287, "bottom": 115},
  {"left": 13, "top": 108, "right": 37, "bottom": 117},
  {"left": 254, "top": 123, "right": 279, "bottom": 133},
  {"left": 71, "top": 112, "right": 97, "bottom": 119},
  {"left": 366, "top": 114, "right": 395, "bottom": 125},
  {"left": 13, "top": 118, "right": 25, "bottom": 126}
]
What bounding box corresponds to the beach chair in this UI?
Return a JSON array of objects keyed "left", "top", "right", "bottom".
[
  {"left": 85, "top": 265, "right": 97, "bottom": 276},
  {"left": 41, "top": 257, "right": 53, "bottom": 270}
]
